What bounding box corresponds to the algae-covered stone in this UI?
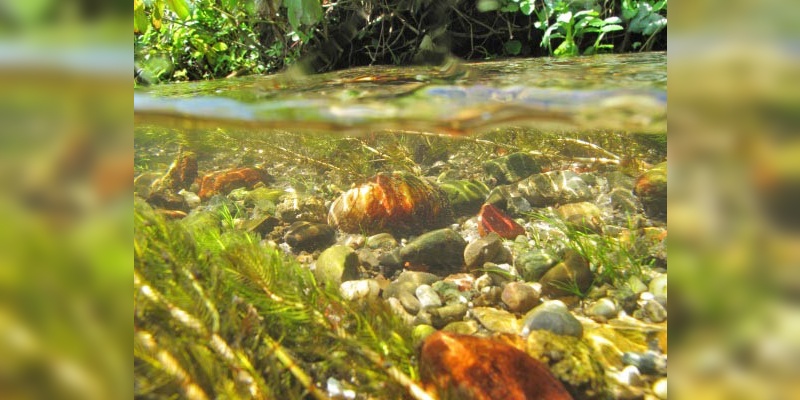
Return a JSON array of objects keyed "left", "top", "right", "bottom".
[
  {"left": 517, "top": 170, "right": 593, "bottom": 207},
  {"left": 525, "top": 330, "right": 608, "bottom": 399},
  {"left": 276, "top": 195, "right": 328, "bottom": 223},
  {"left": 412, "top": 324, "right": 437, "bottom": 345},
  {"left": 400, "top": 228, "right": 466, "bottom": 274},
  {"left": 429, "top": 303, "right": 468, "bottom": 329},
  {"left": 483, "top": 152, "right": 542, "bottom": 184},
  {"left": 539, "top": 250, "right": 593, "bottom": 298},
  {"left": 515, "top": 248, "right": 559, "bottom": 282},
  {"left": 441, "top": 320, "right": 479, "bottom": 335},
  {"left": 244, "top": 187, "right": 284, "bottom": 209},
  {"left": 314, "top": 245, "right": 359, "bottom": 286},
  {"left": 557, "top": 202, "right": 603, "bottom": 234},
  {"left": 284, "top": 221, "right": 336, "bottom": 252},
  {"left": 471, "top": 307, "right": 520, "bottom": 334},
  {"left": 438, "top": 179, "right": 490, "bottom": 216}
]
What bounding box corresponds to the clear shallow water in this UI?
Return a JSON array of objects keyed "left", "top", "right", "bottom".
[{"left": 135, "top": 52, "right": 666, "bottom": 136}]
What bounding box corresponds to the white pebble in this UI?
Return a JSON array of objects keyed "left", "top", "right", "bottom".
[
  {"left": 340, "top": 279, "right": 380, "bottom": 301},
  {"left": 652, "top": 377, "right": 667, "bottom": 399},
  {"left": 415, "top": 284, "right": 443, "bottom": 309}
]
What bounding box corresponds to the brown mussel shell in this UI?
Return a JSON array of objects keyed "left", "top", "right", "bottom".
[{"left": 328, "top": 172, "right": 452, "bottom": 235}]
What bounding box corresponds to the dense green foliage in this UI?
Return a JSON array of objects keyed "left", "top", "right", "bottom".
[{"left": 134, "top": 0, "right": 666, "bottom": 82}]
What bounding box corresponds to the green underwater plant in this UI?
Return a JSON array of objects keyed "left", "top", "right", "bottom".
[{"left": 134, "top": 198, "right": 431, "bottom": 399}]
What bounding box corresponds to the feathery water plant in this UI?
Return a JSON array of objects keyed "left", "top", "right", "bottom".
[{"left": 134, "top": 198, "right": 431, "bottom": 399}]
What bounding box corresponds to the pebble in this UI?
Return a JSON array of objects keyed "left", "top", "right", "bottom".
[
  {"left": 648, "top": 274, "right": 667, "bottom": 300},
  {"left": 642, "top": 299, "right": 667, "bottom": 323},
  {"left": 521, "top": 300, "right": 584, "bottom": 338},
  {"left": 514, "top": 248, "right": 558, "bottom": 281},
  {"left": 399, "top": 228, "right": 467, "bottom": 274},
  {"left": 482, "top": 152, "right": 542, "bottom": 184},
  {"left": 385, "top": 297, "right": 414, "bottom": 325},
  {"left": 557, "top": 201, "right": 604, "bottom": 234},
  {"left": 474, "top": 274, "right": 493, "bottom": 291},
  {"left": 178, "top": 189, "right": 201, "bottom": 208},
  {"left": 412, "top": 324, "right": 437, "bottom": 345},
  {"left": 516, "top": 170, "right": 593, "bottom": 207},
  {"left": 501, "top": 282, "right": 540, "bottom": 314},
  {"left": 484, "top": 262, "right": 519, "bottom": 285},
  {"left": 339, "top": 279, "right": 380, "bottom": 301},
  {"left": 652, "top": 377, "right": 667, "bottom": 399},
  {"left": 432, "top": 281, "right": 466, "bottom": 304},
  {"left": 441, "top": 320, "right": 480, "bottom": 335},
  {"left": 539, "top": 250, "right": 593, "bottom": 298},
  {"left": 416, "top": 284, "right": 443, "bottom": 309},
  {"left": 463, "top": 232, "right": 510, "bottom": 270},
  {"left": 587, "top": 298, "right": 618, "bottom": 320},
  {"left": 611, "top": 365, "right": 643, "bottom": 386},
  {"left": 314, "top": 245, "right": 360, "bottom": 286},
  {"left": 634, "top": 161, "right": 667, "bottom": 220},
  {"left": 471, "top": 307, "right": 520, "bottom": 334},
  {"left": 621, "top": 351, "right": 667, "bottom": 376},
  {"left": 443, "top": 273, "right": 475, "bottom": 291},
  {"left": 429, "top": 303, "right": 468, "bottom": 329},
  {"left": 365, "top": 232, "right": 398, "bottom": 250},
  {"left": 283, "top": 221, "right": 336, "bottom": 252},
  {"left": 627, "top": 276, "right": 649, "bottom": 294}
]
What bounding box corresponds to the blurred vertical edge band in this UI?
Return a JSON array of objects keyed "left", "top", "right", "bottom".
[
  {"left": 669, "top": 0, "right": 800, "bottom": 399},
  {"left": 0, "top": 1, "right": 132, "bottom": 399}
]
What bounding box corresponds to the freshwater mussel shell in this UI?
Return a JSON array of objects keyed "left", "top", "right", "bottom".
[{"left": 328, "top": 172, "right": 453, "bottom": 235}]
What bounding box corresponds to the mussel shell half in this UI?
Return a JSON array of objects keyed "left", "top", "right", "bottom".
[{"left": 328, "top": 172, "right": 452, "bottom": 235}]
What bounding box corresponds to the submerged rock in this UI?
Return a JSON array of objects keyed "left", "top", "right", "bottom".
[
  {"left": 283, "top": 221, "right": 336, "bottom": 252},
  {"left": 275, "top": 195, "right": 327, "bottom": 223},
  {"left": 501, "top": 282, "right": 540, "bottom": 314},
  {"left": 198, "top": 167, "right": 272, "bottom": 200},
  {"left": 521, "top": 300, "right": 584, "bottom": 338},
  {"left": 633, "top": 162, "right": 667, "bottom": 220},
  {"left": 515, "top": 248, "right": 559, "bottom": 282},
  {"left": 464, "top": 232, "right": 511, "bottom": 270},
  {"left": 439, "top": 179, "right": 490, "bottom": 217},
  {"left": 399, "top": 228, "right": 466, "bottom": 274},
  {"left": 556, "top": 202, "right": 603, "bottom": 234},
  {"left": 419, "top": 331, "right": 573, "bottom": 400},
  {"left": 314, "top": 245, "right": 359, "bottom": 286},
  {"left": 539, "top": 250, "right": 593, "bottom": 298},
  {"left": 524, "top": 330, "right": 608, "bottom": 399},
  {"left": 483, "top": 152, "right": 542, "bottom": 184},
  {"left": 328, "top": 172, "right": 452, "bottom": 235},
  {"left": 516, "top": 170, "right": 593, "bottom": 207}
]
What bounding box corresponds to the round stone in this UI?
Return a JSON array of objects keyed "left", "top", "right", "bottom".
[
  {"left": 501, "top": 282, "right": 540, "bottom": 314},
  {"left": 521, "top": 300, "right": 583, "bottom": 338},
  {"left": 416, "top": 284, "right": 443, "bottom": 309},
  {"left": 653, "top": 377, "right": 667, "bottom": 399},
  {"left": 588, "top": 298, "right": 618, "bottom": 320}
]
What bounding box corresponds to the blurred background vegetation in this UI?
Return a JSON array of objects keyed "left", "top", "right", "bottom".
[{"left": 134, "top": 0, "right": 667, "bottom": 82}]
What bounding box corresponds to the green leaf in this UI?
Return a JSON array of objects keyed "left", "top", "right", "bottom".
[
  {"left": 500, "top": 3, "right": 519, "bottom": 12},
  {"left": 504, "top": 40, "right": 522, "bottom": 55},
  {"left": 520, "top": 0, "right": 535, "bottom": 15},
  {"left": 601, "top": 24, "right": 624, "bottom": 32},
  {"left": 134, "top": 0, "right": 149, "bottom": 34},
  {"left": 286, "top": 0, "right": 322, "bottom": 30},
  {"left": 477, "top": 0, "right": 502, "bottom": 12},
  {"left": 166, "top": 0, "right": 191, "bottom": 20},
  {"left": 212, "top": 42, "right": 229, "bottom": 52}
]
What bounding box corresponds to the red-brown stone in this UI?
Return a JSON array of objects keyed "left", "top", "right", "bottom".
[
  {"left": 198, "top": 167, "right": 272, "bottom": 200},
  {"left": 419, "top": 331, "right": 573, "bottom": 400},
  {"left": 477, "top": 203, "right": 525, "bottom": 239}
]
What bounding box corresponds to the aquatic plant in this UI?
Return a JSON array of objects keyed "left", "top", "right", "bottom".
[{"left": 134, "top": 198, "right": 432, "bottom": 399}]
